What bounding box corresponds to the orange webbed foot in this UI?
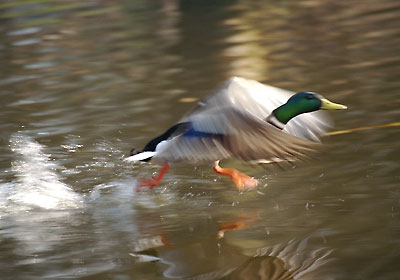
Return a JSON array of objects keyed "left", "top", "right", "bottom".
[
  {"left": 136, "top": 163, "right": 170, "bottom": 192},
  {"left": 231, "top": 170, "right": 258, "bottom": 191},
  {"left": 213, "top": 160, "right": 258, "bottom": 191},
  {"left": 217, "top": 213, "right": 260, "bottom": 238}
]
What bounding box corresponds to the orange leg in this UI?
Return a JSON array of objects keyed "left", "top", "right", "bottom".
[
  {"left": 136, "top": 163, "right": 170, "bottom": 191},
  {"left": 217, "top": 212, "right": 260, "bottom": 238},
  {"left": 218, "top": 217, "right": 254, "bottom": 238},
  {"left": 213, "top": 160, "right": 258, "bottom": 191},
  {"left": 161, "top": 234, "right": 174, "bottom": 248}
]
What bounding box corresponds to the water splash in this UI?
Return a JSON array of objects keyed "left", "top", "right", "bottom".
[{"left": 6, "top": 133, "right": 83, "bottom": 211}]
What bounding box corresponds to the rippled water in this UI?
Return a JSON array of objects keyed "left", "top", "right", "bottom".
[{"left": 1, "top": 1, "right": 400, "bottom": 279}]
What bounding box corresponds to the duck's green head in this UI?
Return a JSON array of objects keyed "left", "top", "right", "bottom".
[{"left": 273, "top": 91, "right": 347, "bottom": 124}]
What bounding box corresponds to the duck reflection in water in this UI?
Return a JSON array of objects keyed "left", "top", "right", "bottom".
[
  {"left": 130, "top": 212, "right": 333, "bottom": 279},
  {"left": 223, "top": 256, "right": 295, "bottom": 280}
]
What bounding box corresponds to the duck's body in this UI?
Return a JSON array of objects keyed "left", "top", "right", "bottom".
[{"left": 126, "top": 77, "right": 346, "bottom": 190}]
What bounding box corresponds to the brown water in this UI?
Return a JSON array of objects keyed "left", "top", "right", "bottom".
[{"left": 1, "top": 1, "right": 400, "bottom": 279}]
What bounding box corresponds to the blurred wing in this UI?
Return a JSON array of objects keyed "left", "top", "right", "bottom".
[
  {"left": 153, "top": 107, "right": 318, "bottom": 163},
  {"left": 181, "top": 77, "right": 332, "bottom": 142}
]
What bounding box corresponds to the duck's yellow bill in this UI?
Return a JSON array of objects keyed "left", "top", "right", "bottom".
[{"left": 320, "top": 98, "right": 347, "bottom": 110}]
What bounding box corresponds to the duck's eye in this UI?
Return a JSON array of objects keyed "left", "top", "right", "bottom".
[{"left": 306, "top": 95, "right": 315, "bottom": 100}]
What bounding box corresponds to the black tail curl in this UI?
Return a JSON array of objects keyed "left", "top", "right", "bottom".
[{"left": 129, "top": 148, "right": 141, "bottom": 156}]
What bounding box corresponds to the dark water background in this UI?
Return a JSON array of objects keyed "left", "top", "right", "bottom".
[{"left": 1, "top": 0, "right": 400, "bottom": 279}]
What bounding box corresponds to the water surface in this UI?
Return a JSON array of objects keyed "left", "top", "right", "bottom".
[{"left": 1, "top": 0, "right": 400, "bottom": 279}]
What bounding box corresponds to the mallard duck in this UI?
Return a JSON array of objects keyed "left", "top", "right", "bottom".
[{"left": 126, "top": 77, "right": 347, "bottom": 191}]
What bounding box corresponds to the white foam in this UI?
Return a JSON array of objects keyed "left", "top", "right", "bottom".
[{"left": 6, "top": 133, "right": 83, "bottom": 210}]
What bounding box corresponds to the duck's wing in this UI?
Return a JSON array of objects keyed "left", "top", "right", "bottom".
[
  {"left": 182, "top": 77, "right": 332, "bottom": 142},
  {"left": 153, "top": 106, "right": 319, "bottom": 163}
]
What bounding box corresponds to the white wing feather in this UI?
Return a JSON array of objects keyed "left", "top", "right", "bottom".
[{"left": 149, "top": 77, "right": 332, "bottom": 164}]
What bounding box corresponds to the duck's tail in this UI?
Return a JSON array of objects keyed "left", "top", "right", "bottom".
[{"left": 124, "top": 149, "right": 155, "bottom": 162}]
